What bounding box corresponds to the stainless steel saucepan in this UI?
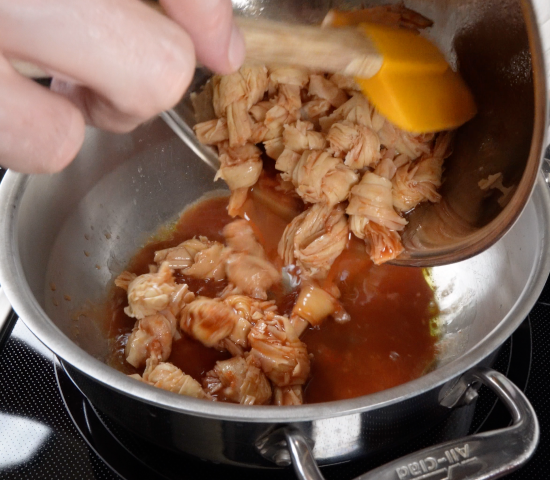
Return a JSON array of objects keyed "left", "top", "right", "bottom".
[
  {"left": 0, "top": 0, "right": 549, "bottom": 479},
  {"left": 0, "top": 121, "right": 549, "bottom": 478}
]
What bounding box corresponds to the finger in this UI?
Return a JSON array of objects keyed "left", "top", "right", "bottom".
[
  {"left": 50, "top": 80, "right": 144, "bottom": 134},
  {"left": 0, "top": 57, "right": 85, "bottom": 174},
  {"left": 160, "top": 0, "right": 245, "bottom": 74},
  {"left": 0, "top": 0, "right": 195, "bottom": 129}
]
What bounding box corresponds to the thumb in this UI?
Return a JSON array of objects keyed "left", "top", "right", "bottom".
[{"left": 160, "top": 0, "right": 245, "bottom": 75}]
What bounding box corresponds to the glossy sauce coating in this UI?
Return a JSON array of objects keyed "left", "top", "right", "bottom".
[
  {"left": 106, "top": 184, "right": 438, "bottom": 403},
  {"left": 303, "top": 238, "right": 437, "bottom": 402}
]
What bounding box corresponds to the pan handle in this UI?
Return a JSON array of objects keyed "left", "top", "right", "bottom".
[{"left": 285, "top": 367, "right": 539, "bottom": 480}]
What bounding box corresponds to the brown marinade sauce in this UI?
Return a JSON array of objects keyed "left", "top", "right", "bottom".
[{"left": 105, "top": 178, "right": 438, "bottom": 404}]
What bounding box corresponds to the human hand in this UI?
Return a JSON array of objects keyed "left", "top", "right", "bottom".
[{"left": 0, "top": 0, "right": 245, "bottom": 174}]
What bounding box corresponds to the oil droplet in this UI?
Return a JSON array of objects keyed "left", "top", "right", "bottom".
[
  {"left": 84, "top": 251, "right": 90, "bottom": 257},
  {"left": 95, "top": 264, "right": 101, "bottom": 270},
  {"left": 50, "top": 282, "right": 56, "bottom": 292},
  {"left": 84, "top": 234, "right": 90, "bottom": 240},
  {"left": 137, "top": 166, "right": 143, "bottom": 173},
  {"left": 104, "top": 232, "right": 111, "bottom": 240},
  {"left": 52, "top": 297, "right": 59, "bottom": 307},
  {"left": 64, "top": 294, "right": 72, "bottom": 302}
]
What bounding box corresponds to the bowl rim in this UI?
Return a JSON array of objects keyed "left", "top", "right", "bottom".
[{"left": 389, "top": 0, "right": 550, "bottom": 266}]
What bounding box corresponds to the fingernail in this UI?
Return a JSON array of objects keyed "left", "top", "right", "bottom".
[{"left": 228, "top": 23, "right": 246, "bottom": 72}]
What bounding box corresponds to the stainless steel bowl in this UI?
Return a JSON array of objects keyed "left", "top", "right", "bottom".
[{"left": 174, "top": 0, "right": 548, "bottom": 266}]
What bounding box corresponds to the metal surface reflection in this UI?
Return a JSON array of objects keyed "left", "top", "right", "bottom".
[
  {"left": 311, "top": 414, "right": 362, "bottom": 461},
  {"left": 0, "top": 413, "right": 51, "bottom": 470},
  {"left": 10, "top": 319, "right": 53, "bottom": 359}
]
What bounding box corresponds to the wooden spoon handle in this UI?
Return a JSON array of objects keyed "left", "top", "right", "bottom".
[
  {"left": 236, "top": 17, "right": 383, "bottom": 78},
  {"left": 11, "top": 14, "right": 384, "bottom": 80}
]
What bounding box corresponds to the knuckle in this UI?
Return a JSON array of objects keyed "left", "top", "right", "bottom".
[{"left": 121, "top": 31, "right": 195, "bottom": 119}]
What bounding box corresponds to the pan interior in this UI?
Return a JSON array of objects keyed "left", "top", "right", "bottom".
[{"left": 6, "top": 117, "right": 537, "bottom": 386}]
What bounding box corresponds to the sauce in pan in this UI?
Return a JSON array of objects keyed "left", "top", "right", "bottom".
[{"left": 105, "top": 180, "right": 438, "bottom": 404}]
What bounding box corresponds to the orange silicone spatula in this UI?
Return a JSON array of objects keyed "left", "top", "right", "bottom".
[{"left": 236, "top": 17, "right": 476, "bottom": 133}]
